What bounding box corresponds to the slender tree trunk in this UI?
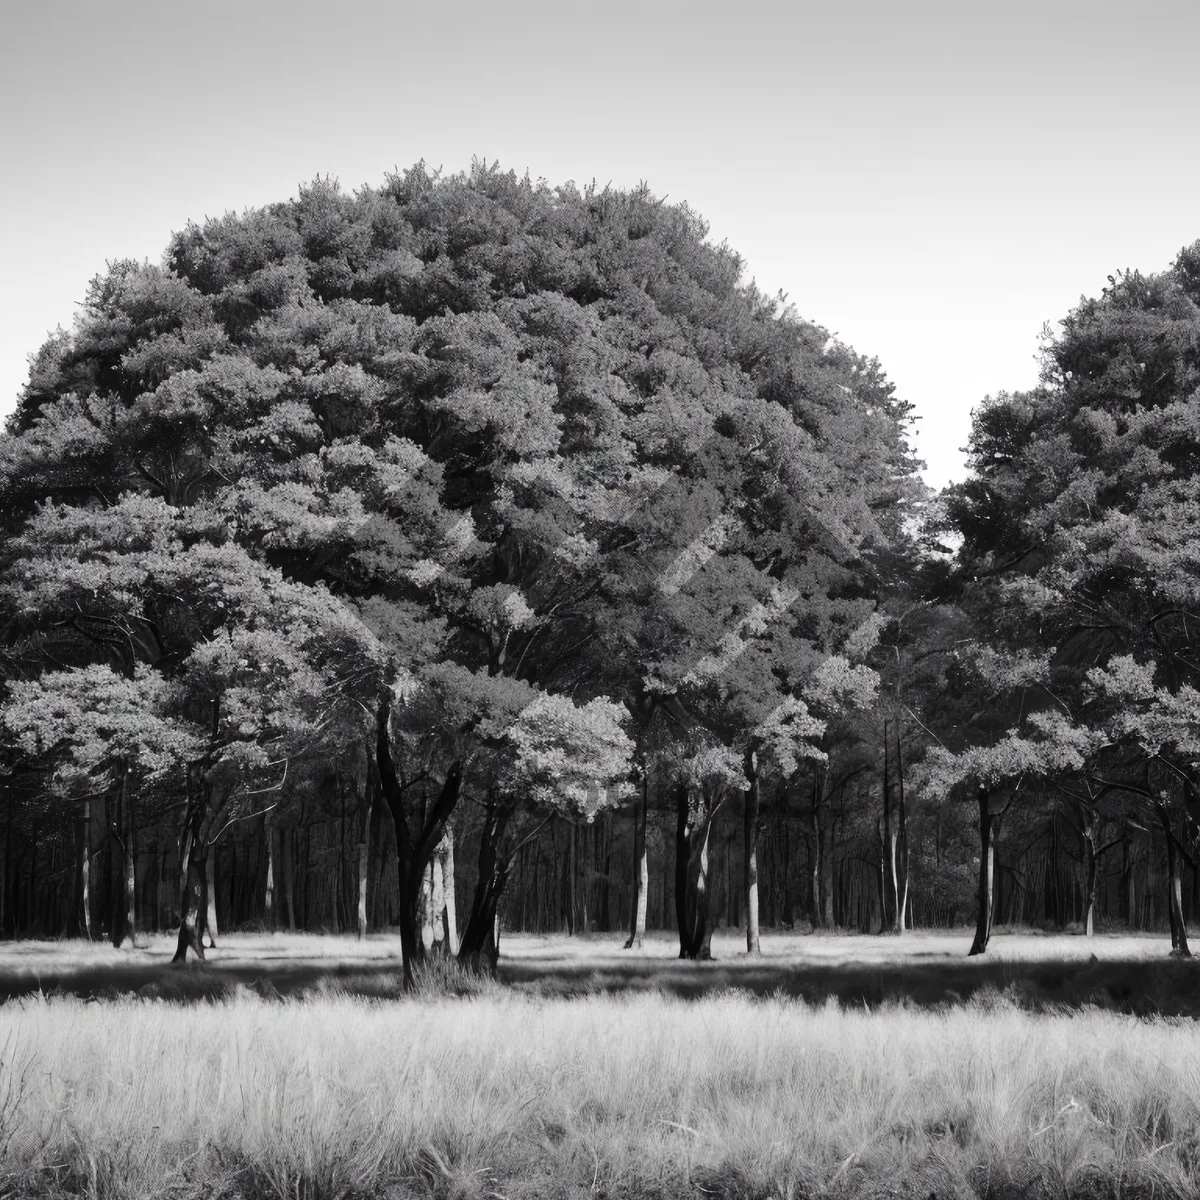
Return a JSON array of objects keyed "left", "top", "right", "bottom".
[
  {"left": 895, "top": 724, "right": 909, "bottom": 933},
  {"left": 172, "top": 791, "right": 207, "bottom": 964},
  {"left": 881, "top": 719, "right": 897, "bottom": 932},
  {"left": 969, "top": 787, "right": 997, "bottom": 957},
  {"left": 357, "top": 841, "right": 369, "bottom": 940},
  {"left": 202, "top": 854, "right": 218, "bottom": 947},
  {"left": 809, "top": 767, "right": 823, "bottom": 928},
  {"left": 264, "top": 813, "right": 276, "bottom": 932},
  {"left": 1082, "top": 812, "right": 1099, "bottom": 938},
  {"left": 821, "top": 824, "right": 835, "bottom": 928},
  {"left": 73, "top": 798, "right": 90, "bottom": 939},
  {"left": 122, "top": 776, "right": 137, "bottom": 948},
  {"left": 1159, "top": 805, "right": 1191, "bottom": 956},
  {"left": 674, "top": 784, "right": 689, "bottom": 940},
  {"left": 442, "top": 831, "right": 459, "bottom": 954},
  {"left": 744, "top": 748, "right": 761, "bottom": 955},
  {"left": 283, "top": 827, "right": 296, "bottom": 931},
  {"left": 356, "top": 776, "right": 371, "bottom": 940},
  {"left": 624, "top": 775, "right": 649, "bottom": 949}
]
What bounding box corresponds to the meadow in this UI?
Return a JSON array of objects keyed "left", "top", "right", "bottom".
[{"left": 3, "top": 930, "right": 1200, "bottom": 1199}]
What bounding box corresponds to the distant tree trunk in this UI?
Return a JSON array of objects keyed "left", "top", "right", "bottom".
[
  {"left": 356, "top": 841, "right": 369, "bottom": 939},
  {"left": 969, "top": 787, "right": 998, "bottom": 957},
  {"left": 356, "top": 774, "right": 371, "bottom": 940},
  {"left": 458, "top": 799, "right": 512, "bottom": 971},
  {"left": 1159, "top": 805, "right": 1191, "bottom": 957},
  {"left": 624, "top": 775, "right": 649, "bottom": 950},
  {"left": 73, "top": 798, "right": 91, "bottom": 939},
  {"left": 881, "top": 720, "right": 897, "bottom": 932},
  {"left": 264, "top": 813, "right": 276, "bottom": 932},
  {"left": 122, "top": 777, "right": 137, "bottom": 947},
  {"left": 109, "top": 766, "right": 137, "bottom": 949},
  {"left": 202, "top": 854, "right": 218, "bottom": 948},
  {"left": 1082, "top": 810, "right": 1099, "bottom": 938},
  {"left": 744, "top": 748, "right": 761, "bottom": 955},
  {"left": 821, "top": 824, "right": 835, "bottom": 928},
  {"left": 895, "top": 725, "right": 909, "bottom": 933},
  {"left": 674, "top": 783, "right": 689, "bottom": 938},
  {"left": 283, "top": 827, "right": 297, "bottom": 931},
  {"left": 172, "top": 790, "right": 207, "bottom": 963},
  {"left": 810, "top": 812, "right": 821, "bottom": 928},
  {"left": 1121, "top": 832, "right": 1134, "bottom": 925}
]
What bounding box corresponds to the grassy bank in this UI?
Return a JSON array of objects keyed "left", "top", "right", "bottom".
[{"left": 3, "top": 987, "right": 1200, "bottom": 1199}]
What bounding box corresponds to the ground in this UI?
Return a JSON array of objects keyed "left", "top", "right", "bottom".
[
  {"left": 2, "top": 928, "right": 1200, "bottom": 1199},
  {"left": 2, "top": 925, "right": 1198, "bottom": 1014}
]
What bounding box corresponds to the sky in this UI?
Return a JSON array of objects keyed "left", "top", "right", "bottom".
[{"left": 3, "top": 0, "right": 1199, "bottom": 490}]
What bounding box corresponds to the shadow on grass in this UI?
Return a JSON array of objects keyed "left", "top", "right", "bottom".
[{"left": 3, "top": 944, "right": 1200, "bottom": 1016}]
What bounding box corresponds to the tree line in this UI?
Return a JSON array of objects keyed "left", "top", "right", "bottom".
[{"left": 1, "top": 162, "right": 1197, "bottom": 978}]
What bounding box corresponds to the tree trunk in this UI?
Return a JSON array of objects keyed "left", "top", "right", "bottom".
[
  {"left": 442, "top": 831, "right": 459, "bottom": 954},
  {"left": 968, "top": 787, "right": 997, "bottom": 957},
  {"left": 895, "top": 724, "right": 909, "bottom": 933},
  {"left": 356, "top": 775, "right": 371, "bottom": 940},
  {"left": 283, "top": 827, "right": 296, "bottom": 931},
  {"left": 674, "top": 783, "right": 689, "bottom": 938},
  {"left": 1082, "top": 811, "right": 1099, "bottom": 938},
  {"left": 376, "top": 696, "right": 462, "bottom": 987},
  {"left": 203, "top": 854, "right": 218, "bottom": 947},
  {"left": 74, "top": 798, "right": 91, "bottom": 939},
  {"left": 881, "top": 719, "right": 898, "bottom": 932},
  {"left": 172, "top": 792, "right": 207, "bottom": 964},
  {"left": 1159, "top": 805, "right": 1191, "bottom": 957},
  {"left": 624, "top": 775, "right": 649, "bottom": 950},
  {"left": 458, "top": 801, "right": 512, "bottom": 971},
  {"left": 264, "top": 813, "right": 276, "bottom": 932},
  {"left": 744, "top": 748, "right": 761, "bottom": 955},
  {"left": 357, "top": 841, "right": 369, "bottom": 939},
  {"left": 122, "top": 778, "right": 137, "bottom": 948},
  {"left": 678, "top": 786, "right": 720, "bottom": 960}
]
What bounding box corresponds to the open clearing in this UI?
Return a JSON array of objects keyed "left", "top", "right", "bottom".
[
  {"left": 3, "top": 927, "right": 1199, "bottom": 1015},
  {"left": 4, "top": 931, "right": 1200, "bottom": 1199}
]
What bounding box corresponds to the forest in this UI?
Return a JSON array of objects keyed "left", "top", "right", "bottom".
[{"left": 2, "top": 160, "right": 1199, "bottom": 981}]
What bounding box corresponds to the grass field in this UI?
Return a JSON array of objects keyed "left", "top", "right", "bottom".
[{"left": 3, "top": 929, "right": 1200, "bottom": 1198}]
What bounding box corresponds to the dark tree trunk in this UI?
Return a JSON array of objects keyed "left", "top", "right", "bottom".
[
  {"left": 895, "top": 724, "right": 909, "bottom": 933},
  {"left": 809, "top": 766, "right": 825, "bottom": 928},
  {"left": 121, "top": 773, "right": 138, "bottom": 947},
  {"left": 969, "top": 787, "right": 998, "bottom": 957},
  {"left": 1159, "top": 805, "right": 1191, "bottom": 957},
  {"left": 881, "top": 719, "right": 897, "bottom": 932},
  {"left": 376, "top": 695, "right": 463, "bottom": 988},
  {"left": 72, "top": 798, "right": 90, "bottom": 939},
  {"left": 172, "top": 790, "right": 207, "bottom": 964},
  {"left": 744, "top": 748, "right": 761, "bottom": 955},
  {"left": 458, "top": 801, "right": 513, "bottom": 971},
  {"left": 674, "top": 783, "right": 689, "bottom": 940},
  {"left": 678, "top": 786, "right": 721, "bottom": 960}
]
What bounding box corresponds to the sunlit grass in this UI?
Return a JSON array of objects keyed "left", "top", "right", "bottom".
[{"left": 4, "top": 987, "right": 1200, "bottom": 1199}]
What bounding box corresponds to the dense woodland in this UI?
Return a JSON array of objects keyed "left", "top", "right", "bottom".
[{"left": 2, "top": 162, "right": 1199, "bottom": 978}]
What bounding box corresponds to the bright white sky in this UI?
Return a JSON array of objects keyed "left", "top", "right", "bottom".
[{"left": 3, "top": 0, "right": 1199, "bottom": 489}]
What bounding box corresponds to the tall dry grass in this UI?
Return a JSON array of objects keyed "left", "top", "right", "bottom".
[{"left": 3, "top": 986, "right": 1200, "bottom": 1199}]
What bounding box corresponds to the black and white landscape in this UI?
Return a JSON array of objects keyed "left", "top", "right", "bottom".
[{"left": 2, "top": 4, "right": 1200, "bottom": 1198}]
